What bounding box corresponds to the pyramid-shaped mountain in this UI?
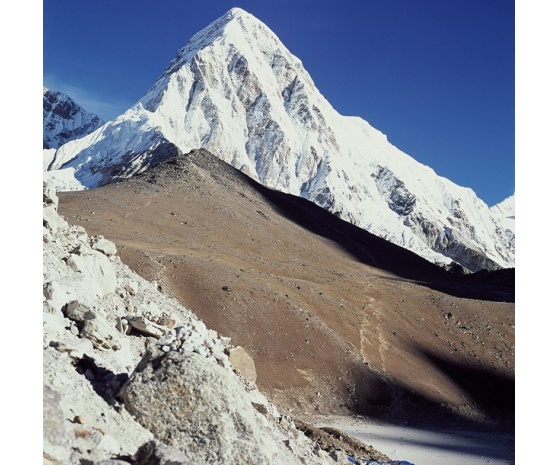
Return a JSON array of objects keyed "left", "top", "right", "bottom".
[{"left": 46, "top": 8, "right": 514, "bottom": 272}]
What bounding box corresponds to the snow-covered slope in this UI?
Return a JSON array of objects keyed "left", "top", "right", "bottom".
[
  {"left": 491, "top": 194, "right": 515, "bottom": 233},
  {"left": 491, "top": 194, "right": 515, "bottom": 257},
  {"left": 46, "top": 8, "right": 514, "bottom": 272},
  {"left": 43, "top": 87, "right": 104, "bottom": 149}
]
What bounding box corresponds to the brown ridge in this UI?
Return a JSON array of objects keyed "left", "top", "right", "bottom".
[{"left": 58, "top": 149, "right": 514, "bottom": 429}]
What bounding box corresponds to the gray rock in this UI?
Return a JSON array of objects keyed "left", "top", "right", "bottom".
[
  {"left": 43, "top": 384, "right": 68, "bottom": 446},
  {"left": 126, "top": 316, "right": 168, "bottom": 338},
  {"left": 119, "top": 349, "right": 275, "bottom": 464},
  {"left": 135, "top": 439, "right": 194, "bottom": 465},
  {"left": 65, "top": 300, "right": 96, "bottom": 322}
]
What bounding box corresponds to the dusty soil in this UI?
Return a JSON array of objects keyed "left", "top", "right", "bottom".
[
  {"left": 58, "top": 149, "right": 515, "bottom": 429},
  {"left": 294, "top": 419, "right": 392, "bottom": 462}
]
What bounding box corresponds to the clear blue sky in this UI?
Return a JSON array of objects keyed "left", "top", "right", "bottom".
[{"left": 43, "top": 0, "right": 514, "bottom": 206}]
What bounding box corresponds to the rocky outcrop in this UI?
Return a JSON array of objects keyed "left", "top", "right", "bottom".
[{"left": 42, "top": 181, "right": 350, "bottom": 464}]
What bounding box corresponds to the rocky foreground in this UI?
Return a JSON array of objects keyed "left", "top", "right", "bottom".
[{"left": 43, "top": 180, "right": 404, "bottom": 465}]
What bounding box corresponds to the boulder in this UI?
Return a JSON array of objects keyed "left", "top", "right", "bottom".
[
  {"left": 228, "top": 346, "right": 257, "bottom": 384},
  {"left": 126, "top": 316, "right": 168, "bottom": 338},
  {"left": 64, "top": 300, "right": 96, "bottom": 323},
  {"left": 90, "top": 235, "right": 118, "bottom": 256},
  {"left": 119, "top": 348, "right": 278, "bottom": 464}
]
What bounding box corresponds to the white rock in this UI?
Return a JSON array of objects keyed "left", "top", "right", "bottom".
[
  {"left": 43, "top": 280, "right": 75, "bottom": 314},
  {"left": 91, "top": 235, "right": 118, "bottom": 256},
  {"left": 126, "top": 316, "right": 167, "bottom": 338}
]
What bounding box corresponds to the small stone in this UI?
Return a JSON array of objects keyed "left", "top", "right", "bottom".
[
  {"left": 329, "top": 449, "right": 347, "bottom": 462},
  {"left": 73, "top": 415, "right": 85, "bottom": 424},
  {"left": 126, "top": 316, "right": 168, "bottom": 338},
  {"left": 313, "top": 444, "right": 323, "bottom": 457},
  {"left": 65, "top": 300, "right": 96, "bottom": 322},
  {"left": 279, "top": 415, "right": 291, "bottom": 430},
  {"left": 283, "top": 439, "right": 299, "bottom": 454},
  {"left": 252, "top": 402, "right": 268, "bottom": 415},
  {"left": 135, "top": 440, "right": 191, "bottom": 465},
  {"left": 124, "top": 280, "right": 139, "bottom": 296}
]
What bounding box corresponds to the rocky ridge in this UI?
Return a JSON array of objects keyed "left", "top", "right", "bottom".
[{"left": 43, "top": 181, "right": 401, "bottom": 464}]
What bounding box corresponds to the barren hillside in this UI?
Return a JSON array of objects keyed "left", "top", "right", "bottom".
[{"left": 58, "top": 149, "right": 514, "bottom": 428}]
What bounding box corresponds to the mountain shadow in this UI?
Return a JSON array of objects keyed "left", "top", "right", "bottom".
[
  {"left": 244, "top": 174, "right": 514, "bottom": 303},
  {"left": 145, "top": 149, "right": 514, "bottom": 302},
  {"left": 67, "top": 147, "right": 514, "bottom": 303}
]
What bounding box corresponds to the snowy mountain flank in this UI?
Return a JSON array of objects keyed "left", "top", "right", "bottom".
[
  {"left": 491, "top": 194, "right": 515, "bottom": 234},
  {"left": 45, "top": 7, "right": 514, "bottom": 272},
  {"left": 43, "top": 87, "right": 104, "bottom": 150}
]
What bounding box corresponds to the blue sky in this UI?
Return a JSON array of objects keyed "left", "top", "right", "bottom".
[{"left": 43, "top": 0, "right": 514, "bottom": 206}]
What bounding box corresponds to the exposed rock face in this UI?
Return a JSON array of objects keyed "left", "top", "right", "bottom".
[
  {"left": 43, "top": 87, "right": 104, "bottom": 150},
  {"left": 42, "top": 180, "right": 349, "bottom": 464}
]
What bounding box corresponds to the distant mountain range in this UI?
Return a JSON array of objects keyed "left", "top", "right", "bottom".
[
  {"left": 43, "top": 87, "right": 104, "bottom": 150},
  {"left": 43, "top": 8, "right": 514, "bottom": 273}
]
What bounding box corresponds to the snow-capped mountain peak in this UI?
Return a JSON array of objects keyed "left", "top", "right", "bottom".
[
  {"left": 165, "top": 8, "right": 267, "bottom": 62},
  {"left": 46, "top": 8, "right": 514, "bottom": 272}
]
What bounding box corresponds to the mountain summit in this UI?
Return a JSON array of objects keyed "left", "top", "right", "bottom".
[{"left": 46, "top": 8, "right": 514, "bottom": 272}]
